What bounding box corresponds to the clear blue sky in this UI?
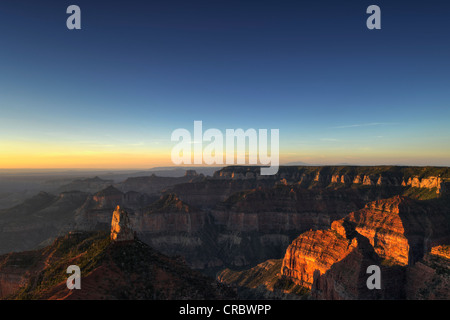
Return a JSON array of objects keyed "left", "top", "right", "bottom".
[{"left": 0, "top": 0, "right": 449, "bottom": 168}]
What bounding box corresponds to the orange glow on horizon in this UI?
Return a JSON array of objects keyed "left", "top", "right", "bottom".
[
  {"left": 1, "top": 141, "right": 448, "bottom": 169},
  {"left": 0, "top": 152, "right": 171, "bottom": 169}
]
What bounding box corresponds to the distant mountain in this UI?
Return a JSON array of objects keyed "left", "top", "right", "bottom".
[
  {"left": 283, "top": 161, "right": 312, "bottom": 166},
  {"left": 59, "top": 176, "right": 114, "bottom": 193},
  {"left": 147, "top": 166, "right": 222, "bottom": 177}
]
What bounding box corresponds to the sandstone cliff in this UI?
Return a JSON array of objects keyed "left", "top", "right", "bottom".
[
  {"left": 2, "top": 166, "right": 449, "bottom": 290},
  {"left": 110, "top": 206, "right": 135, "bottom": 241},
  {"left": 279, "top": 195, "right": 450, "bottom": 299},
  {"left": 281, "top": 229, "right": 358, "bottom": 289},
  {"left": 340, "top": 196, "right": 450, "bottom": 265}
]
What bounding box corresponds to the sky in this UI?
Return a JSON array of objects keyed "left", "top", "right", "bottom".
[{"left": 0, "top": 0, "right": 449, "bottom": 169}]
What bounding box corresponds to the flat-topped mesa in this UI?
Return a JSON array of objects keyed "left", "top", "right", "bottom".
[
  {"left": 110, "top": 205, "right": 135, "bottom": 241},
  {"left": 281, "top": 229, "right": 358, "bottom": 289},
  {"left": 430, "top": 245, "right": 450, "bottom": 260}
]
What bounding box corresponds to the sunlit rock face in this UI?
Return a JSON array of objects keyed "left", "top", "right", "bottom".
[
  {"left": 430, "top": 245, "right": 450, "bottom": 260},
  {"left": 280, "top": 195, "right": 450, "bottom": 299},
  {"left": 281, "top": 229, "right": 358, "bottom": 289},
  {"left": 110, "top": 206, "right": 134, "bottom": 241},
  {"left": 342, "top": 196, "right": 450, "bottom": 265}
]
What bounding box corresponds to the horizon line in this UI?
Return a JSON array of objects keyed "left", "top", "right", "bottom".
[{"left": 1, "top": 164, "right": 449, "bottom": 171}]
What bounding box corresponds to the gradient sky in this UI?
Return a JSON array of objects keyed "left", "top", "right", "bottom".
[{"left": 1, "top": 0, "right": 449, "bottom": 168}]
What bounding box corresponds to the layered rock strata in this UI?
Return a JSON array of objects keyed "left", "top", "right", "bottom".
[{"left": 110, "top": 206, "right": 134, "bottom": 241}]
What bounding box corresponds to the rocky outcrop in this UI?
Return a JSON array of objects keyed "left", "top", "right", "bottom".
[
  {"left": 119, "top": 174, "right": 200, "bottom": 195},
  {"left": 93, "top": 185, "right": 124, "bottom": 209},
  {"left": 110, "top": 206, "right": 134, "bottom": 241},
  {"left": 59, "top": 176, "right": 114, "bottom": 194},
  {"left": 73, "top": 186, "right": 157, "bottom": 232},
  {"left": 130, "top": 194, "right": 212, "bottom": 269},
  {"left": 209, "top": 166, "right": 449, "bottom": 196},
  {"left": 403, "top": 176, "right": 442, "bottom": 190},
  {"left": 310, "top": 236, "right": 406, "bottom": 300},
  {"left": 281, "top": 229, "right": 358, "bottom": 288},
  {"left": 430, "top": 245, "right": 450, "bottom": 260}
]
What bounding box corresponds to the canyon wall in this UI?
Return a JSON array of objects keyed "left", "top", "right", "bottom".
[
  {"left": 1, "top": 166, "right": 448, "bottom": 283},
  {"left": 209, "top": 166, "right": 449, "bottom": 193}
]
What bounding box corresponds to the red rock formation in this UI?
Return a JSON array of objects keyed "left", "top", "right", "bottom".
[
  {"left": 110, "top": 206, "right": 134, "bottom": 241},
  {"left": 343, "top": 196, "right": 411, "bottom": 265},
  {"left": 310, "top": 236, "right": 406, "bottom": 300},
  {"left": 281, "top": 229, "right": 357, "bottom": 288},
  {"left": 343, "top": 196, "right": 450, "bottom": 265},
  {"left": 210, "top": 166, "right": 449, "bottom": 196},
  {"left": 430, "top": 245, "right": 450, "bottom": 260},
  {"left": 280, "top": 195, "right": 450, "bottom": 299}
]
